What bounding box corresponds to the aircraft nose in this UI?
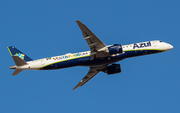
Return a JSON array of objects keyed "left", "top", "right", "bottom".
[
  {"left": 166, "top": 43, "right": 173, "bottom": 51},
  {"left": 169, "top": 44, "right": 173, "bottom": 49}
]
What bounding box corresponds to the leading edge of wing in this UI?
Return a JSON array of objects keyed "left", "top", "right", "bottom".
[
  {"left": 76, "top": 20, "right": 106, "bottom": 49},
  {"left": 76, "top": 20, "right": 106, "bottom": 47}
]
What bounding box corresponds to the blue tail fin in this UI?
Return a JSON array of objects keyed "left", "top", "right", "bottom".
[{"left": 7, "top": 46, "right": 33, "bottom": 62}]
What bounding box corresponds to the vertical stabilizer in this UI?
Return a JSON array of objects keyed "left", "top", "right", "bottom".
[
  {"left": 7, "top": 46, "right": 30, "bottom": 75},
  {"left": 7, "top": 46, "right": 32, "bottom": 62}
]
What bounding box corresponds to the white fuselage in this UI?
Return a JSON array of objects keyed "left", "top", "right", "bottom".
[{"left": 13, "top": 40, "right": 173, "bottom": 71}]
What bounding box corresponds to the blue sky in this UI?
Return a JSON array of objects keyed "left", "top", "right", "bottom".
[{"left": 1, "top": 0, "right": 179, "bottom": 113}]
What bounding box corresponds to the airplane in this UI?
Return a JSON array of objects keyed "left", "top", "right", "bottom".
[{"left": 7, "top": 20, "right": 173, "bottom": 90}]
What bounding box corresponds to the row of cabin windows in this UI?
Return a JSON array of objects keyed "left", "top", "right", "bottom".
[
  {"left": 46, "top": 52, "right": 90, "bottom": 61},
  {"left": 122, "top": 42, "right": 153, "bottom": 48},
  {"left": 122, "top": 45, "right": 132, "bottom": 48}
]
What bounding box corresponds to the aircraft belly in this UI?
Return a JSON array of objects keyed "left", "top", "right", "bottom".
[
  {"left": 79, "top": 53, "right": 127, "bottom": 66},
  {"left": 39, "top": 49, "right": 164, "bottom": 70}
]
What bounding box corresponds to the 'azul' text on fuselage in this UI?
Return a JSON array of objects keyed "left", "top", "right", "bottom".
[{"left": 133, "top": 41, "right": 151, "bottom": 49}]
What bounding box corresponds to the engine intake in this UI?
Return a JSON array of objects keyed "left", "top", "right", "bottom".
[
  {"left": 103, "top": 64, "right": 121, "bottom": 75},
  {"left": 108, "top": 44, "right": 123, "bottom": 55}
]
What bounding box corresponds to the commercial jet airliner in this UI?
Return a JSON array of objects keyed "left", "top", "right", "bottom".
[{"left": 8, "top": 20, "right": 173, "bottom": 90}]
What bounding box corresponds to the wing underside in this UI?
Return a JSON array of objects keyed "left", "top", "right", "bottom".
[
  {"left": 73, "top": 66, "right": 106, "bottom": 90},
  {"left": 76, "top": 20, "right": 108, "bottom": 60},
  {"left": 73, "top": 20, "right": 110, "bottom": 90},
  {"left": 73, "top": 69, "right": 100, "bottom": 90}
]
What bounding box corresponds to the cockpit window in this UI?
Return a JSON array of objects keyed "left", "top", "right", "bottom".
[{"left": 159, "top": 41, "right": 162, "bottom": 42}]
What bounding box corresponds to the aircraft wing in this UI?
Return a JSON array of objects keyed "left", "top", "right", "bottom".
[
  {"left": 76, "top": 20, "right": 108, "bottom": 60},
  {"left": 73, "top": 66, "right": 106, "bottom": 90}
]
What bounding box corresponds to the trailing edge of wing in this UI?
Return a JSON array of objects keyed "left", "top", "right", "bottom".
[
  {"left": 72, "top": 65, "right": 107, "bottom": 90},
  {"left": 76, "top": 20, "right": 107, "bottom": 60},
  {"left": 72, "top": 68, "right": 100, "bottom": 90},
  {"left": 76, "top": 20, "right": 106, "bottom": 49}
]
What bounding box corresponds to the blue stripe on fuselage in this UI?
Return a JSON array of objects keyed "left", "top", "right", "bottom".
[
  {"left": 124, "top": 49, "right": 164, "bottom": 58},
  {"left": 39, "top": 49, "right": 164, "bottom": 70},
  {"left": 40, "top": 56, "right": 90, "bottom": 70}
]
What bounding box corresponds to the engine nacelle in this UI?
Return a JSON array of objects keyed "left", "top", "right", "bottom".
[
  {"left": 103, "top": 64, "right": 121, "bottom": 75},
  {"left": 108, "top": 44, "right": 123, "bottom": 55}
]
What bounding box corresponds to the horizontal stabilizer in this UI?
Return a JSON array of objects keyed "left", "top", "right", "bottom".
[
  {"left": 12, "top": 56, "right": 27, "bottom": 66},
  {"left": 12, "top": 69, "right": 23, "bottom": 75}
]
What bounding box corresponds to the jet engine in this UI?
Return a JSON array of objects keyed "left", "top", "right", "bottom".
[
  {"left": 103, "top": 64, "right": 121, "bottom": 75},
  {"left": 108, "top": 44, "right": 123, "bottom": 55}
]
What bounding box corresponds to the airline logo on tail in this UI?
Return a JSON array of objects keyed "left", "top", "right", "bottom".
[
  {"left": 15, "top": 53, "right": 25, "bottom": 60},
  {"left": 7, "top": 46, "right": 32, "bottom": 62}
]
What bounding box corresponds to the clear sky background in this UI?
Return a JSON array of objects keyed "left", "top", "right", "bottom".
[{"left": 0, "top": 0, "right": 179, "bottom": 113}]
